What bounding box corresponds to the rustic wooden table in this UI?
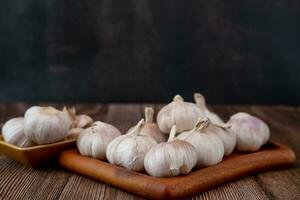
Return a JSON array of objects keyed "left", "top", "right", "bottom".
[{"left": 0, "top": 103, "right": 299, "bottom": 200}]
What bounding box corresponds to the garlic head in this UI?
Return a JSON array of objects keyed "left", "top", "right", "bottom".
[
  {"left": 24, "top": 106, "right": 71, "bottom": 144},
  {"left": 206, "top": 123, "right": 236, "bottom": 156},
  {"left": 144, "top": 125, "right": 197, "bottom": 177},
  {"left": 194, "top": 93, "right": 224, "bottom": 124},
  {"left": 77, "top": 121, "right": 121, "bottom": 160},
  {"left": 67, "top": 127, "right": 84, "bottom": 139},
  {"left": 2, "top": 117, "right": 33, "bottom": 147},
  {"left": 127, "top": 107, "right": 166, "bottom": 143},
  {"left": 177, "top": 118, "right": 224, "bottom": 168},
  {"left": 157, "top": 94, "right": 205, "bottom": 133},
  {"left": 228, "top": 112, "right": 270, "bottom": 151},
  {"left": 106, "top": 119, "right": 157, "bottom": 171}
]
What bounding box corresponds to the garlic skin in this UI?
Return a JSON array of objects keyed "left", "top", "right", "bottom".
[
  {"left": 24, "top": 106, "right": 71, "bottom": 144},
  {"left": 127, "top": 107, "right": 166, "bottom": 143},
  {"left": 106, "top": 119, "right": 157, "bottom": 171},
  {"left": 177, "top": 118, "right": 224, "bottom": 168},
  {"left": 157, "top": 94, "right": 205, "bottom": 133},
  {"left": 144, "top": 125, "right": 197, "bottom": 177},
  {"left": 206, "top": 124, "right": 236, "bottom": 156},
  {"left": 228, "top": 112, "right": 270, "bottom": 151},
  {"left": 194, "top": 93, "right": 224, "bottom": 124},
  {"left": 2, "top": 117, "right": 33, "bottom": 147},
  {"left": 77, "top": 121, "right": 121, "bottom": 160},
  {"left": 67, "top": 127, "right": 84, "bottom": 139}
]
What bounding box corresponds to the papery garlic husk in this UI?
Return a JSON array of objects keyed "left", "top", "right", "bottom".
[
  {"left": 77, "top": 121, "right": 121, "bottom": 160},
  {"left": 2, "top": 117, "right": 33, "bottom": 147},
  {"left": 144, "top": 125, "right": 197, "bottom": 177},
  {"left": 228, "top": 112, "right": 270, "bottom": 151},
  {"left": 157, "top": 94, "right": 205, "bottom": 133},
  {"left": 24, "top": 106, "right": 71, "bottom": 144},
  {"left": 194, "top": 93, "right": 224, "bottom": 124},
  {"left": 127, "top": 107, "right": 166, "bottom": 143},
  {"left": 177, "top": 118, "right": 224, "bottom": 168},
  {"left": 67, "top": 127, "right": 84, "bottom": 139},
  {"left": 106, "top": 119, "right": 157, "bottom": 171},
  {"left": 206, "top": 123, "right": 236, "bottom": 156}
]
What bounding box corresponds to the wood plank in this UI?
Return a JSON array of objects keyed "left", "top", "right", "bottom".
[
  {"left": 59, "top": 104, "right": 144, "bottom": 200},
  {"left": 191, "top": 177, "right": 268, "bottom": 200},
  {"left": 0, "top": 157, "right": 71, "bottom": 200},
  {"left": 226, "top": 106, "right": 300, "bottom": 199}
]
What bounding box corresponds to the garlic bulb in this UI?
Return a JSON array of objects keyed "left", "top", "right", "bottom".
[
  {"left": 74, "top": 114, "right": 93, "bottom": 128},
  {"left": 157, "top": 94, "right": 205, "bottom": 133},
  {"left": 177, "top": 118, "right": 224, "bottom": 168},
  {"left": 63, "top": 107, "right": 93, "bottom": 128},
  {"left": 24, "top": 106, "right": 71, "bottom": 144},
  {"left": 2, "top": 117, "right": 33, "bottom": 147},
  {"left": 194, "top": 93, "right": 224, "bottom": 124},
  {"left": 228, "top": 112, "right": 270, "bottom": 151},
  {"left": 144, "top": 125, "right": 197, "bottom": 177},
  {"left": 67, "top": 127, "right": 84, "bottom": 139},
  {"left": 206, "top": 123, "right": 236, "bottom": 156},
  {"left": 77, "top": 121, "right": 121, "bottom": 160},
  {"left": 106, "top": 119, "right": 157, "bottom": 171},
  {"left": 127, "top": 107, "right": 166, "bottom": 143}
]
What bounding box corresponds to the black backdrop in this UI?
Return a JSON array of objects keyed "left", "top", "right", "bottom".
[{"left": 0, "top": 0, "right": 299, "bottom": 104}]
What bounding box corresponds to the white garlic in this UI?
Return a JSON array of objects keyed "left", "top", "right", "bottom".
[
  {"left": 77, "top": 121, "right": 121, "bottom": 160},
  {"left": 228, "top": 112, "right": 270, "bottom": 151},
  {"left": 206, "top": 123, "right": 236, "bottom": 156},
  {"left": 67, "top": 127, "right": 84, "bottom": 139},
  {"left": 63, "top": 107, "right": 93, "bottom": 128},
  {"left": 177, "top": 118, "right": 224, "bottom": 168},
  {"left": 127, "top": 107, "right": 166, "bottom": 143},
  {"left": 24, "top": 106, "right": 71, "bottom": 144},
  {"left": 74, "top": 114, "right": 93, "bottom": 128},
  {"left": 157, "top": 94, "right": 205, "bottom": 133},
  {"left": 106, "top": 119, "right": 157, "bottom": 171},
  {"left": 144, "top": 125, "right": 197, "bottom": 177},
  {"left": 194, "top": 93, "right": 224, "bottom": 124},
  {"left": 2, "top": 117, "right": 33, "bottom": 147}
]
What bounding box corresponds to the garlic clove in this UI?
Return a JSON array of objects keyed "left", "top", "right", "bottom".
[
  {"left": 77, "top": 121, "right": 121, "bottom": 160},
  {"left": 228, "top": 112, "right": 270, "bottom": 151},
  {"left": 157, "top": 94, "right": 205, "bottom": 133},
  {"left": 194, "top": 93, "right": 224, "bottom": 124},
  {"left": 144, "top": 125, "right": 198, "bottom": 177},
  {"left": 2, "top": 117, "right": 33, "bottom": 147},
  {"left": 24, "top": 106, "right": 71, "bottom": 145},
  {"left": 177, "top": 118, "right": 224, "bottom": 168}
]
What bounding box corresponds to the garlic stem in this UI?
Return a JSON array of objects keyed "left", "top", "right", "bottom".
[
  {"left": 130, "top": 119, "right": 145, "bottom": 135},
  {"left": 173, "top": 95, "right": 184, "bottom": 102},
  {"left": 194, "top": 93, "right": 206, "bottom": 111},
  {"left": 145, "top": 107, "right": 154, "bottom": 123},
  {"left": 167, "top": 125, "right": 177, "bottom": 142},
  {"left": 194, "top": 117, "right": 210, "bottom": 132}
]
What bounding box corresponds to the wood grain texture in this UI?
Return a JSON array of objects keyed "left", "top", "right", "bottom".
[{"left": 0, "top": 104, "right": 299, "bottom": 200}]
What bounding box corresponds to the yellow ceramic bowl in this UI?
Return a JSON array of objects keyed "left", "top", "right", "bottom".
[{"left": 0, "top": 134, "right": 76, "bottom": 167}]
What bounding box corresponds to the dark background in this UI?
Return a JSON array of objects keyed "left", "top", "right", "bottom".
[{"left": 0, "top": 0, "right": 299, "bottom": 105}]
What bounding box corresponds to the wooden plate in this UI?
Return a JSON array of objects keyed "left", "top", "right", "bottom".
[
  {"left": 58, "top": 142, "right": 295, "bottom": 200},
  {"left": 0, "top": 134, "right": 76, "bottom": 167}
]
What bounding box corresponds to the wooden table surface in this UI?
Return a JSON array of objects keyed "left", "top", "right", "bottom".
[{"left": 0, "top": 103, "right": 300, "bottom": 200}]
